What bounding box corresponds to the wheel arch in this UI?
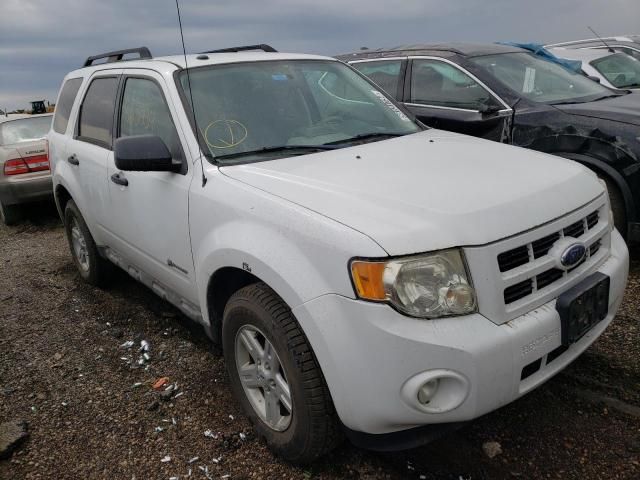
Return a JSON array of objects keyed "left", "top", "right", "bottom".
[
  {"left": 205, "top": 266, "right": 263, "bottom": 344},
  {"left": 553, "top": 152, "right": 636, "bottom": 224},
  {"left": 54, "top": 183, "right": 73, "bottom": 220}
]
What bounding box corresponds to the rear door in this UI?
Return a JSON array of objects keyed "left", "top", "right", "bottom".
[
  {"left": 103, "top": 70, "right": 196, "bottom": 303},
  {"left": 65, "top": 72, "right": 122, "bottom": 243},
  {"left": 402, "top": 57, "right": 513, "bottom": 142}
]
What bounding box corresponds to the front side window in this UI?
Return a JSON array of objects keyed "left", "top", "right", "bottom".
[
  {"left": 53, "top": 78, "right": 83, "bottom": 134},
  {"left": 352, "top": 60, "right": 403, "bottom": 97},
  {"left": 78, "top": 77, "right": 119, "bottom": 147},
  {"left": 591, "top": 53, "right": 640, "bottom": 88},
  {"left": 0, "top": 116, "right": 52, "bottom": 145},
  {"left": 410, "top": 59, "right": 501, "bottom": 110},
  {"left": 178, "top": 60, "right": 420, "bottom": 164},
  {"left": 471, "top": 52, "right": 615, "bottom": 104},
  {"left": 119, "top": 78, "right": 182, "bottom": 160}
]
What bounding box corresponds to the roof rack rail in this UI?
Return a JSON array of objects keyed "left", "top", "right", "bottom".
[
  {"left": 83, "top": 47, "right": 152, "bottom": 67},
  {"left": 201, "top": 44, "right": 277, "bottom": 54}
]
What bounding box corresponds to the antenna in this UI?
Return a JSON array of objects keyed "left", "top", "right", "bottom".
[
  {"left": 588, "top": 26, "right": 616, "bottom": 53},
  {"left": 175, "top": 0, "right": 207, "bottom": 187}
]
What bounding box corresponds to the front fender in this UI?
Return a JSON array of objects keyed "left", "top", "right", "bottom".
[{"left": 190, "top": 172, "right": 387, "bottom": 329}]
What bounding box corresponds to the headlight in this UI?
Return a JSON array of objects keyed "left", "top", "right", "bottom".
[
  {"left": 350, "top": 249, "right": 477, "bottom": 319},
  {"left": 598, "top": 178, "right": 615, "bottom": 232}
]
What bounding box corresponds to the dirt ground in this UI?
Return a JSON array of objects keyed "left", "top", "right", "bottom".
[{"left": 1, "top": 203, "right": 639, "bottom": 480}]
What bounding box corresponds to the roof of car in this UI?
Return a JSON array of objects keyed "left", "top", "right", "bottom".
[
  {"left": 548, "top": 47, "right": 615, "bottom": 62},
  {"left": 67, "top": 52, "right": 335, "bottom": 77},
  {"left": 546, "top": 36, "right": 640, "bottom": 48},
  {"left": 337, "top": 42, "right": 525, "bottom": 61}
]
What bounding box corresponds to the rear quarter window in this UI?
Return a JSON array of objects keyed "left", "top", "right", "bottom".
[
  {"left": 53, "top": 78, "right": 83, "bottom": 134},
  {"left": 77, "top": 77, "right": 119, "bottom": 147}
]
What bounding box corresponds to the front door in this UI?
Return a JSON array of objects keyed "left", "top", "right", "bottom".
[
  {"left": 103, "top": 72, "right": 196, "bottom": 303},
  {"left": 403, "top": 57, "right": 513, "bottom": 143}
]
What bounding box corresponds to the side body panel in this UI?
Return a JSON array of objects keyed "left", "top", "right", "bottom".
[{"left": 188, "top": 165, "right": 387, "bottom": 333}]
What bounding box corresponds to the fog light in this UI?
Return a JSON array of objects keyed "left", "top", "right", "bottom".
[{"left": 417, "top": 379, "right": 439, "bottom": 404}]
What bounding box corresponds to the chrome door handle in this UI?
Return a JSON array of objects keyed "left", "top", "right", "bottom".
[{"left": 110, "top": 172, "right": 129, "bottom": 187}]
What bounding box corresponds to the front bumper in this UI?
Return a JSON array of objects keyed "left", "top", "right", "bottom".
[
  {"left": 292, "top": 230, "right": 629, "bottom": 436},
  {"left": 0, "top": 172, "right": 52, "bottom": 205}
]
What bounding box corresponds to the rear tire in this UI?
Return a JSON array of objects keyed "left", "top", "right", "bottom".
[
  {"left": 63, "top": 200, "right": 113, "bottom": 286},
  {"left": 599, "top": 175, "right": 627, "bottom": 237},
  {"left": 0, "top": 201, "right": 21, "bottom": 226},
  {"left": 222, "top": 282, "right": 342, "bottom": 463}
]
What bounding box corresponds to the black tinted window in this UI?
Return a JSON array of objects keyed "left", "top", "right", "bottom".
[
  {"left": 411, "top": 59, "right": 499, "bottom": 110},
  {"left": 119, "top": 78, "right": 182, "bottom": 159},
  {"left": 78, "top": 77, "right": 119, "bottom": 146},
  {"left": 352, "top": 60, "right": 403, "bottom": 97},
  {"left": 53, "top": 78, "right": 82, "bottom": 134}
]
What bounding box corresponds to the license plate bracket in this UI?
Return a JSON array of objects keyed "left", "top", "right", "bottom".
[{"left": 556, "top": 272, "right": 610, "bottom": 346}]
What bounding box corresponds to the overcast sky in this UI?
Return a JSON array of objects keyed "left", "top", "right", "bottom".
[{"left": 1, "top": 0, "right": 638, "bottom": 111}]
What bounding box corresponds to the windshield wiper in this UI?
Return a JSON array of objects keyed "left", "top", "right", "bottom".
[
  {"left": 590, "top": 93, "right": 628, "bottom": 101},
  {"left": 322, "top": 132, "right": 408, "bottom": 146},
  {"left": 551, "top": 93, "right": 624, "bottom": 105},
  {"left": 215, "top": 144, "right": 339, "bottom": 160}
]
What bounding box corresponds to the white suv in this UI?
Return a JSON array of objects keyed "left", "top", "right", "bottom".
[{"left": 50, "top": 45, "right": 629, "bottom": 462}]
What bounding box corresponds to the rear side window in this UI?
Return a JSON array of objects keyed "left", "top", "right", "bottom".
[
  {"left": 53, "top": 78, "right": 82, "bottom": 134},
  {"left": 352, "top": 60, "right": 403, "bottom": 97},
  {"left": 78, "top": 77, "right": 119, "bottom": 147}
]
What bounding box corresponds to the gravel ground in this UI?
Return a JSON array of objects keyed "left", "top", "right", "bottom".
[{"left": 1, "top": 203, "right": 639, "bottom": 480}]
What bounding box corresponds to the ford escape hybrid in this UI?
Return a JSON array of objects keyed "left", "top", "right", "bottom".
[{"left": 50, "top": 45, "right": 629, "bottom": 462}]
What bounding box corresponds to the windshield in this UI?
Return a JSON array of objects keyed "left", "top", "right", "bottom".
[
  {"left": 470, "top": 52, "right": 614, "bottom": 104},
  {"left": 0, "top": 116, "right": 51, "bottom": 145},
  {"left": 591, "top": 53, "right": 640, "bottom": 88},
  {"left": 178, "top": 60, "right": 420, "bottom": 164}
]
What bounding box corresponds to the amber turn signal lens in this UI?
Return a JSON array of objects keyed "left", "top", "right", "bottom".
[{"left": 351, "top": 261, "right": 386, "bottom": 301}]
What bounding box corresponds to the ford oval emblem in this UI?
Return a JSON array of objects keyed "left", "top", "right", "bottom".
[{"left": 560, "top": 243, "right": 586, "bottom": 268}]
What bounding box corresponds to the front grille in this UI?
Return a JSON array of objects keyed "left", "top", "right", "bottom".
[
  {"left": 498, "top": 245, "right": 529, "bottom": 272},
  {"left": 499, "top": 207, "right": 606, "bottom": 305},
  {"left": 463, "top": 196, "right": 611, "bottom": 324},
  {"left": 498, "top": 210, "right": 599, "bottom": 273},
  {"left": 532, "top": 232, "right": 560, "bottom": 259},
  {"left": 563, "top": 219, "right": 585, "bottom": 238},
  {"left": 536, "top": 268, "right": 564, "bottom": 290},
  {"left": 504, "top": 279, "right": 534, "bottom": 304}
]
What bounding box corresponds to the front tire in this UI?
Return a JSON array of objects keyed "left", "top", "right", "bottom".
[
  {"left": 63, "top": 200, "right": 112, "bottom": 286},
  {"left": 0, "top": 201, "right": 21, "bottom": 226},
  {"left": 222, "top": 282, "right": 341, "bottom": 463}
]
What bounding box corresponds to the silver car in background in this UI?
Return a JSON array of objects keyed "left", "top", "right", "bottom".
[
  {"left": 0, "top": 113, "right": 53, "bottom": 225},
  {"left": 547, "top": 35, "right": 640, "bottom": 60},
  {"left": 547, "top": 47, "right": 640, "bottom": 90}
]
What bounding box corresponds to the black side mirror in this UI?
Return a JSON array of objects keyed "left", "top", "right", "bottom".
[
  {"left": 587, "top": 75, "right": 601, "bottom": 84},
  {"left": 114, "top": 135, "right": 181, "bottom": 172}
]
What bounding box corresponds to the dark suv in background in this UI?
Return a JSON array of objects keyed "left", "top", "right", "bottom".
[{"left": 338, "top": 43, "right": 640, "bottom": 242}]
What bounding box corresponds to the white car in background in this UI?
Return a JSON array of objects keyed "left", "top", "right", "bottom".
[
  {"left": 0, "top": 113, "right": 53, "bottom": 224},
  {"left": 548, "top": 47, "right": 640, "bottom": 90},
  {"left": 547, "top": 35, "right": 640, "bottom": 60}
]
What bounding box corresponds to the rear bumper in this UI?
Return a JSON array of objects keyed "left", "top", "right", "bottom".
[
  {"left": 293, "top": 230, "right": 629, "bottom": 436},
  {"left": 0, "top": 174, "right": 52, "bottom": 205}
]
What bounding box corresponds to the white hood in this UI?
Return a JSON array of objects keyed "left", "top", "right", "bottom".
[{"left": 220, "top": 130, "right": 603, "bottom": 255}]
